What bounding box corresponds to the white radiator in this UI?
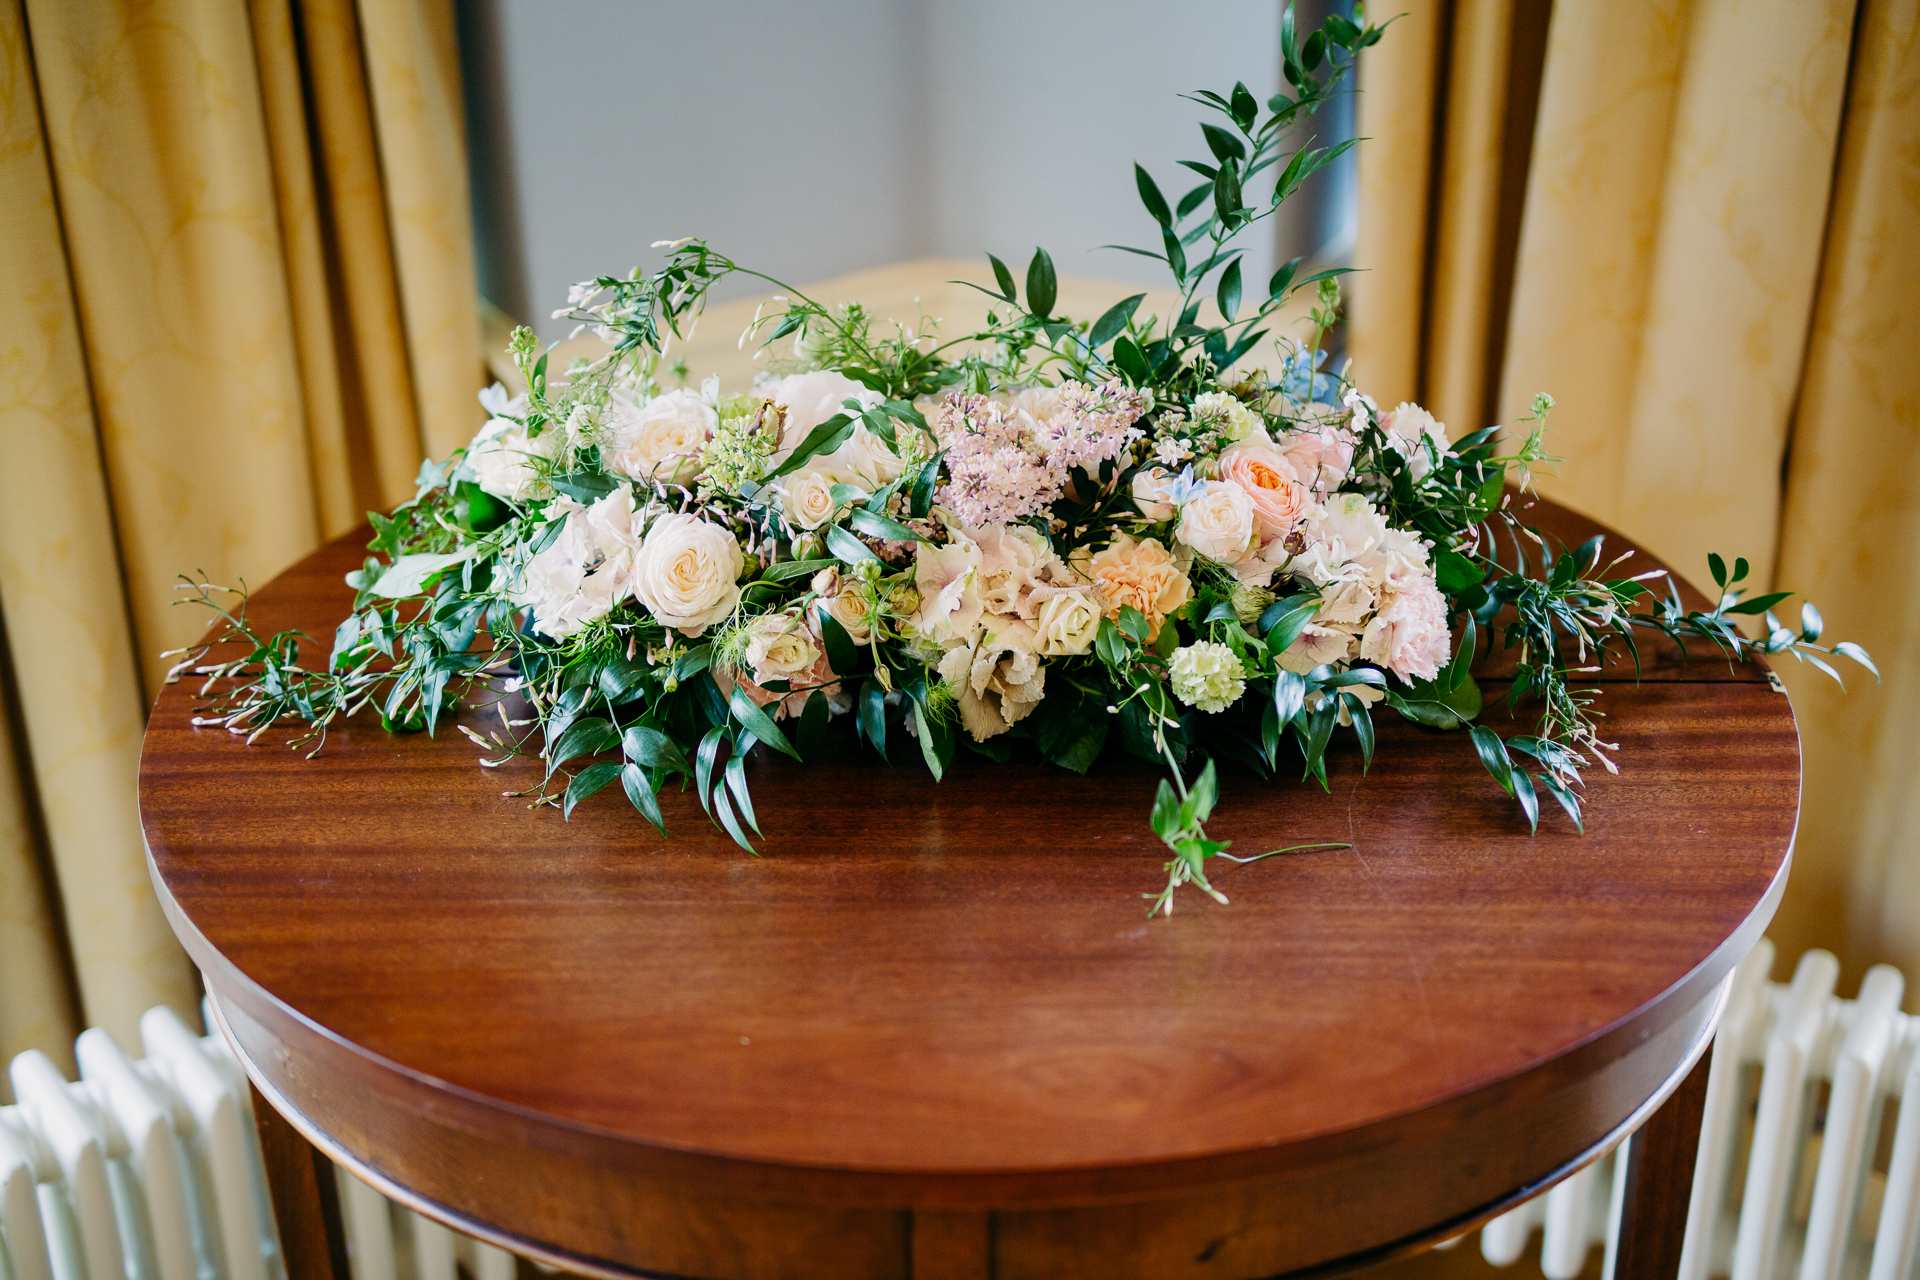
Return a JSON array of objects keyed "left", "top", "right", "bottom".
[
  {"left": 1470, "top": 940, "right": 1920, "bottom": 1280},
  {"left": 0, "top": 1003, "right": 517, "bottom": 1280}
]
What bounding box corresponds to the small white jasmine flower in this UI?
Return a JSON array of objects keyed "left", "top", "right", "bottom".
[{"left": 1153, "top": 436, "right": 1193, "bottom": 467}]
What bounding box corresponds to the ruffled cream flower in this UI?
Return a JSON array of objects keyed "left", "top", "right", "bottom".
[
  {"left": 1176, "top": 480, "right": 1258, "bottom": 564},
  {"left": 909, "top": 531, "right": 984, "bottom": 645},
  {"left": 508, "top": 488, "right": 640, "bottom": 638},
  {"left": 1360, "top": 572, "right": 1450, "bottom": 683},
  {"left": 937, "top": 619, "right": 1047, "bottom": 741},
  {"left": 1275, "top": 621, "right": 1356, "bottom": 674},
  {"left": 628, "top": 513, "right": 743, "bottom": 637},
  {"left": 605, "top": 388, "right": 717, "bottom": 484},
  {"left": 970, "top": 522, "right": 1053, "bottom": 619}
]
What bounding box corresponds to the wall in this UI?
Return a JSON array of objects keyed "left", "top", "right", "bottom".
[{"left": 459, "top": 0, "right": 1353, "bottom": 341}]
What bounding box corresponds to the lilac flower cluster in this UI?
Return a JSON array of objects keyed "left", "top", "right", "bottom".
[{"left": 932, "top": 380, "right": 1147, "bottom": 527}]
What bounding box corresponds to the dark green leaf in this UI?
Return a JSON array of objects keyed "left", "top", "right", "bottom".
[
  {"left": 548, "top": 472, "right": 618, "bottom": 504},
  {"left": 909, "top": 453, "right": 943, "bottom": 518},
  {"left": 1539, "top": 772, "right": 1584, "bottom": 832},
  {"left": 1151, "top": 778, "right": 1180, "bottom": 836},
  {"left": 1176, "top": 181, "right": 1213, "bottom": 219},
  {"left": 1468, "top": 725, "right": 1514, "bottom": 795},
  {"left": 1268, "top": 256, "right": 1302, "bottom": 302},
  {"left": 1089, "top": 293, "right": 1146, "bottom": 348},
  {"left": 1345, "top": 693, "right": 1375, "bottom": 772},
  {"left": 563, "top": 760, "right": 624, "bottom": 818},
  {"left": 622, "top": 725, "right": 688, "bottom": 774},
  {"left": 825, "top": 523, "right": 878, "bottom": 564},
  {"left": 1026, "top": 248, "right": 1057, "bottom": 319},
  {"left": 1723, "top": 591, "right": 1793, "bottom": 616},
  {"left": 1435, "top": 549, "right": 1485, "bottom": 596},
  {"left": 711, "top": 782, "right": 754, "bottom": 852},
  {"left": 695, "top": 727, "right": 725, "bottom": 815},
  {"left": 764, "top": 413, "right": 855, "bottom": 480},
  {"left": 727, "top": 686, "right": 801, "bottom": 761},
  {"left": 1264, "top": 604, "right": 1320, "bottom": 656},
  {"left": 848, "top": 506, "right": 927, "bottom": 544},
  {"left": 1273, "top": 669, "right": 1308, "bottom": 723},
  {"left": 1708, "top": 553, "right": 1728, "bottom": 589},
  {"left": 1216, "top": 258, "right": 1243, "bottom": 322},
  {"left": 816, "top": 609, "right": 862, "bottom": 681},
  {"left": 1511, "top": 770, "right": 1540, "bottom": 834},
  {"left": 987, "top": 253, "right": 1017, "bottom": 302},
  {"left": 1134, "top": 164, "right": 1172, "bottom": 227},
  {"left": 760, "top": 557, "right": 839, "bottom": 582},
  {"left": 857, "top": 680, "right": 888, "bottom": 762},
  {"left": 724, "top": 754, "right": 760, "bottom": 836},
  {"left": 1229, "top": 81, "right": 1257, "bottom": 130},
  {"left": 548, "top": 717, "right": 618, "bottom": 777},
  {"left": 1201, "top": 123, "right": 1247, "bottom": 163},
  {"left": 1116, "top": 605, "right": 1150, "bottom": 644},
  {"left": 620, "top": 763, "right": 666, "bottom": 834}
]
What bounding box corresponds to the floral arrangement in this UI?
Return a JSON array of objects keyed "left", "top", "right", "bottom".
[{"left": 174, "top": 7, "right": 1871, "bottom": 914}]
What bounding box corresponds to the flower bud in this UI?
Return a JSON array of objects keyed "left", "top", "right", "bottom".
[
  {"left": 856, "top": 559, "right": 883, "bottom": 583},
  {"left": 886, "top": 584, "right": 921, "bottom": 616},
  {"left": 794, "top": 534, "right": 826, "bottom": 560}
]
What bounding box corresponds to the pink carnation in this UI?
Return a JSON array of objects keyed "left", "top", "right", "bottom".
[{"left": 1360, "top": 573, "right": 1450, "bottom": 683}]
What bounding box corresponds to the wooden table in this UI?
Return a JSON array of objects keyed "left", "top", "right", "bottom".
[{"left": 139, "top": 498, "right": 1796, "bottom": 1280}]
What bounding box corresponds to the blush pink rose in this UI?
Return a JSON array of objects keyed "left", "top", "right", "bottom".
[{"left": 1219, "top": 440, "right": 1310, "bottom": 539}]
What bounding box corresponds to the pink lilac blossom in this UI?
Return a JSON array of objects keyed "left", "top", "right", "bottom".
[{"left": 932, "top": 380, "right": 1146, "bottom": 527}]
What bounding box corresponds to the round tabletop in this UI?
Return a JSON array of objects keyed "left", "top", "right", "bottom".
[{"left": 139, "top": 498, "right": 1797, "bottom": 1280}]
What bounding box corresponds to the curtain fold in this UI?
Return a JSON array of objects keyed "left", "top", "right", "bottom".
[
  {"left": 1354, "top": 0, "right": 1920, "bottom": 994},
  {"left": 0, "top": 0, "right": 481, "bottom": 1072}
]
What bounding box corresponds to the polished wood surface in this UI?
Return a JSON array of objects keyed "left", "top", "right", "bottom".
[{"left": 140, "top": 499, "right": 1797, "bottom": 1279}]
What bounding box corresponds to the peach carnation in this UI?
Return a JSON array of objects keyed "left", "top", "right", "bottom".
[{"left": 1085, "top": 533, "right": 1192, "bottom": 640}]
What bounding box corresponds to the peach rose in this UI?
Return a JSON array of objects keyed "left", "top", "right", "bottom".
[{"left": 1219, "top": 439, "right": 1309, "bottom": 539}]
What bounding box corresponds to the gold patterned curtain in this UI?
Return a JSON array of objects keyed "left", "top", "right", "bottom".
[
  {"left": 1354, "top": 0, "right": 1920, "bottom": 992},
  {"left": 0, "top": 0, "right": 483, "bottom": 1080}
]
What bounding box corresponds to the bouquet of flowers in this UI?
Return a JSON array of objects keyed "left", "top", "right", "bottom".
[{"left": 174, "top": 6, "right": 1871, "bottom": 914}]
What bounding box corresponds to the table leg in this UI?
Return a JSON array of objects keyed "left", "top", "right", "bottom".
[
  {"left": 250, "top": 1082, "right": 352, "bottom": 1280},
  {"left": 1610, "top": 1049, "right": 1712, "bottom": 1279},
  {"left": 910, "top": 1210, "right": 991, "bottom": 1279}
]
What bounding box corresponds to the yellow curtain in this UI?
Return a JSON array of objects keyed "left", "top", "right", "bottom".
[
  {"left": 1354, "top": 0, "right": 1920, "bottom": 996},
  {"left": 0, "top": 0, "right": 483, "bottom": 1080}
]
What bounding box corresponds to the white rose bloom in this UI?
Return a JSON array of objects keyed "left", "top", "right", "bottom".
[
  {"left": 466, "top": 415, "right": 550, "bottom": 501},
  {"left": 1030, "top": 585, "right": 1103, "bottom": 657},
  {"left": 781, "top": 468, "right": 843, "bottom": 530},
  {"left": 604, "top": 388, "right": 716, "bottom": 484},
  {"left": 809, "top": 568, "right": 872, "bottom": 644},
  {"left": 770, "top": 371, "right": 900, "bottom": 485},
  {"left": 628, "top": 512, "right": 744, "bottom": 637},
  {"left": 1175, "top": 480, "right": 1258, "bottom": 564},
  {"left": 508, "top": 489, "right": 641, "bottom": 638},
  {"left": 1131, "top": 467, "right": 1179, "bottom": 521}
]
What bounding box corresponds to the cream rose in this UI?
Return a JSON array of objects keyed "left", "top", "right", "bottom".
[
  {"left": 746, "top": 611, "right": 822, "bottom": 682},
  {"left": 1131, "top": 467, "right": 1179, "bottom": 521},
  {"left": 466, "top": 416, "right": 550, "bottom": 501},
  {"left": 1176, "top": 480, "right": 1258, "bottom": 564},
  {"left": 1085, "top": 533, "right": 1192, "bottom": 640},
  {"left": 605, "top": 388, "right": 716, "bottom": 484},
  {"left": 781, "top": 468, "right": 843, "bottom": 531},
  {"left": 809, "top": 567, "right": 873, "bottom": 645},
  {"left": 1219, "top": 439, "right": 1309, "bottom": 539},
  {"left": 628, "top": 512, "right": 743, "bottom": 637},
  {"left": 1030, "top": 586, "right": 1103, "bottom": 657}
]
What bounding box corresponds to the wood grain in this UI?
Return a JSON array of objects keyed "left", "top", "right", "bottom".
[{"left": 142, "top": 498, "right": 1798, "bottom": 1279}]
